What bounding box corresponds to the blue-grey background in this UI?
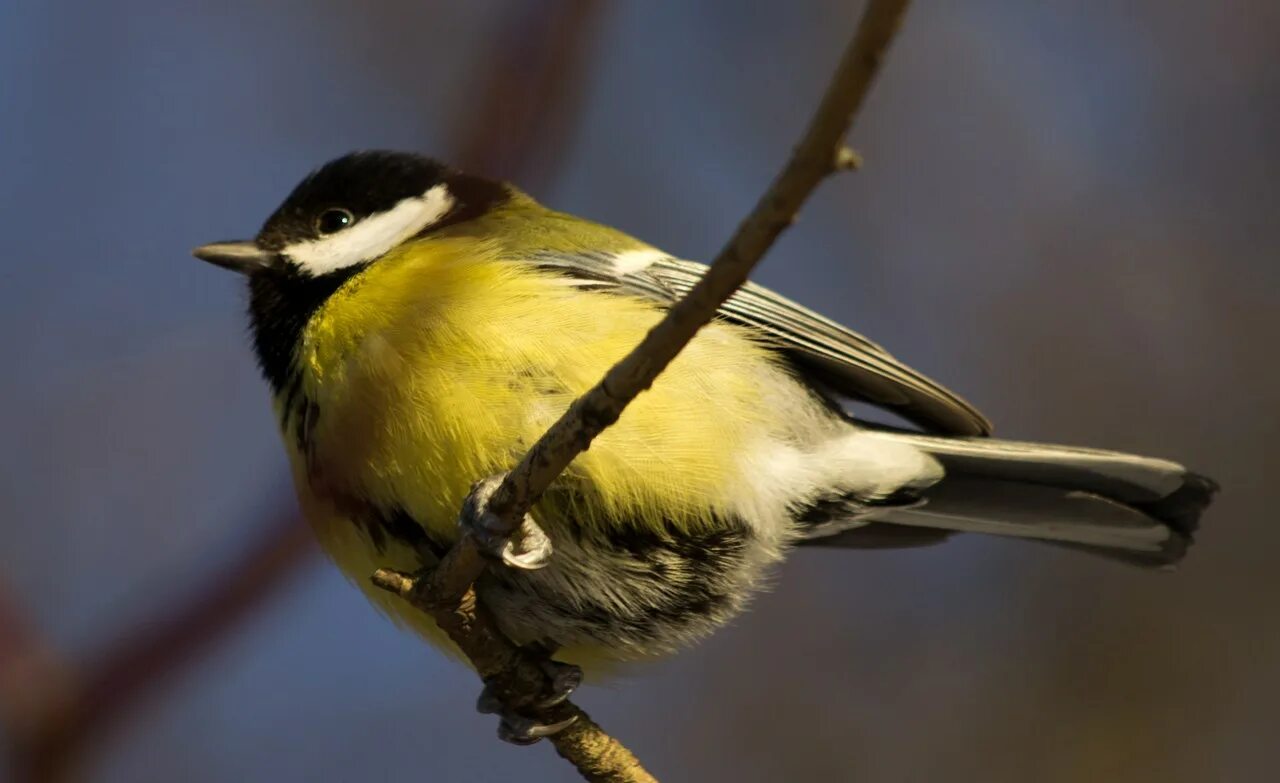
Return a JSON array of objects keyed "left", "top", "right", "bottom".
[{"left": 2, "top": 1, "right": 1277, "bottom": 781}]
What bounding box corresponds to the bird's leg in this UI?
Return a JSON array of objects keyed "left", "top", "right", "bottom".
[
  {"left": 460, "top": 478, "right": 578, "bottom": 742},
  {"left": 461, "top": 475, "right": 554, "bottom": 570},
  {"left": 476, "top": 642, "right": 583, "bottom": 745}
]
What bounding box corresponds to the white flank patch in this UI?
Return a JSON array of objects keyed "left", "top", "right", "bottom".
[
  {"left": 283, "top": 183, "right": 455, "bottom": 276},
  {"left": 611, "top": 248, "right": 668, "bottom": 276}
]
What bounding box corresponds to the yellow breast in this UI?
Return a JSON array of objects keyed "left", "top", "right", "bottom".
[{"left": 284, "top": 237, "right": 810, "bottom": 547}]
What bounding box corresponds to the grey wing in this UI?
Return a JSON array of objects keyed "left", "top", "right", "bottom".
[{"left": 530, "top": 250, "right": 993, "bottom": 436}]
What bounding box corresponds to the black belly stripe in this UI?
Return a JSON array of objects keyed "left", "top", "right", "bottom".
[
  {"left": 252, "top": 267, "right": 367, "bottom": 456},
  {"left": 605, "top": 519, "right": 750, "bottom": 569},
  {"left": 249, "top": 267, "right": 365, "bottom": 397},
  {"left": 488, "top": 516, "right": 753, "bottom": 640},
  {"left": 620, "top": 523, "right": 748, "bottom": 633},
  {"left": 794, "top": 486, "right": 923, "bottom": 526},
  {"left": 355, "top": 505, "right": 450, "bottom": 559}
]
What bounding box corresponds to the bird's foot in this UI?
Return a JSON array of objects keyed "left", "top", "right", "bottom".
[
  {"left": 484, "top": 702, "right": 578, "bottom": 746},
  {"left": 460, "top": 475, "right": 553, "bottom": 570},
  {"left": 476, "top": 653, "right": 582, "bottom": 745}
]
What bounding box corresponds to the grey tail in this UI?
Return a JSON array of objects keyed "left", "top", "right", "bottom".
[{"left": 800, "top": 431, "right": 1217, "bottom": 568}]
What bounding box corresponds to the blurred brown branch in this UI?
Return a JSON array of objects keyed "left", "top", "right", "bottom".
[
  {"left": 452, "top": 0, "right": 602, "bottom": 183},
  {"left": 0, "top": 2, "right": 605, "bottom": 782},
  {"left": 373, "top": 2, "right": 913, "bottom": 781},
  {"left": 7, "top": 510, "right": 313, "bottom": 783},
  {"left": 1, "top": 584, "right": 77, "bottom": 777}
]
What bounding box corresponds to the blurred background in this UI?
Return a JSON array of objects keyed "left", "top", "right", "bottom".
[{"left": 1, "top": 1, "right": 1276, "bottom": 781}]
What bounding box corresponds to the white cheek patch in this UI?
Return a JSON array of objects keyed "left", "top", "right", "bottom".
[
  {"left": 611, "top": 248, "right": 669, "bottom": 276},
  {"left": 283, "top": 183, "right": 455, "bottom": 276}
]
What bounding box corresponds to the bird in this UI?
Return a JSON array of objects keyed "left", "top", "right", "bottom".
[{"left": 194, "top": 150, "right": 1216, "bottom": 739}]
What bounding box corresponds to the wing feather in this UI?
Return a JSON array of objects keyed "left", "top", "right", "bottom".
[{"left": 528, "top": 249, "right": 993, "bottom": 436}]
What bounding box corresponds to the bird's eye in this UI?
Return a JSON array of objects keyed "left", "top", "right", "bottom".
[{"left": 316, "top": 208, "right": 355, "bottom": 234}]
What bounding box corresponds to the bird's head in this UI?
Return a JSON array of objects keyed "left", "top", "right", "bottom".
[
  {"left": 193, "top": 150, "right": 508, "bottom": 279},
  {"left": 194, "top": 151, "right": 512, "bottom": 393}
]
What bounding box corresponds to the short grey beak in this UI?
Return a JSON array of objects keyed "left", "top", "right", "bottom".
[{"left": 192, "top": 241, "right": 276, "bottom": 274}]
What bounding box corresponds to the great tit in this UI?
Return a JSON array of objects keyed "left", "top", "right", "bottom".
[{"left": 194, "top": 150, "right": 1216, "bottom": 670}]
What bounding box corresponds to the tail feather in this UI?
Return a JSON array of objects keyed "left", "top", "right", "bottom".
[
  {"left": 868, "top": 477, "right": 1190, "bottom": 566},
  {"left": 801, "top": 432, "right": 1216, "bottom": 568},
  {"left": 1128, "top": 471, "right": 1218, "bottom": 537},
  {"left": 866, "top": 432, "right": 1191, "bottom": 504}
]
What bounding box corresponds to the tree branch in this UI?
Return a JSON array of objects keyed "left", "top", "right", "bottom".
[{"left": 373, "top": 2, "right": 913, "bottom": 781}]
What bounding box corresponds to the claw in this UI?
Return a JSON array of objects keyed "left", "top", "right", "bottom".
[
  {"left": 500, "top": 517, "right": 554, "bottom": 570},
  {"left": 461, "top": 476, "right": 554, "bottom": 570},
  {"left": 476, "top": 658, "right": 582, "bottom": 715},
  {"left": 475, "top": 649, "right": 583, "bottom": 745},
  {"left": 480, "top": 680, "right": 579, "bottom": 745},
  {"left": 497, "top": 712, "right": 578, "bottom": 745},
  {"left": 536, "top": 659, "right": 582, "bottom": 708}
]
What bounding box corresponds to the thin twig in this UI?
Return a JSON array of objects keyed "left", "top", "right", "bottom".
[
  {"left": 372, "top": 570, "right": 656, "bottom": 783},
  {"left": 374, "top": 2, "right": 913, "bottom": 781},
  {"left": 482, "top": 0, "right": 911, "bottom": 539}
]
